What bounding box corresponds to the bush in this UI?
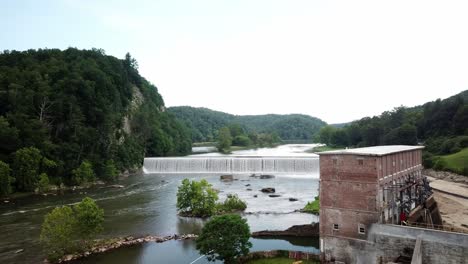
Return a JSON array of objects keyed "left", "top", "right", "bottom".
[
  {"left": 102, "top": 159, "right": 118, "bottom": 182},
  {"left": 422, "top": 151, "right": 435, "bottom": 168},
  {"left": 38, "top": 173, "right": 50, "bottom": 193},
  {"left": 196, "top": 214, "right": 252, "bottom": 263},
  {"left": 72, "top": 161, "right": 95, "bottom": 185},
  {"left": 40, "top": 197, "right": 104, "bottom": 261},
  {"left": 217, "top": 194, "right": 247, "bottom": 213},
  {"left": 0, "top": 161, "right": 13, "bottom": 196},
  {"left": 303, "top": 196, "right": 319, "bottom": 214},
  {"left": 177, "top": 179, "right": 219, "bottom": 217},
  {"left": 433, "top": 158, "right": 448, "bottom": 171}
]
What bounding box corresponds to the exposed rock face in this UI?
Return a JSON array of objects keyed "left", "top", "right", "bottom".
[
  {"left": 251, "top": 223, "right": 319, "bottom": 237},
  {"left": 261, "top": 188, "right": 275, "bottom": 193}
]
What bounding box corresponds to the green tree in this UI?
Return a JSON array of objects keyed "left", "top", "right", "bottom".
[
  {"left": 0, "top": 161, "right": 13, "bottom": 196},
  {"left": 177, "top": 179, "right": 219, "bottom": 217},
  {"left": 74, "top": 197, "right": 104, "bottom": 240},
  {"left": 217, "top": 127, "right": 232, "bottom": 153},
  {"left": 102, "top": 159, "right": 118, "bottom": 182},
  {"left": 40, "top": 206, "right": 78, "bottom": 261},
  {"left": 13, "top": 147, "right": 42, "bottom": 192},
  {"left": 72, "top": 161, "right": 95, "bottom": 185},
  {"left": 40, "top": 197, "right": 104, "bottom": 261},
  {"left": 38, "top": 173, "right": 50, "bottom": 193},
  {"left": 196, "top": 214, "right": 252, "bottom": 263}
]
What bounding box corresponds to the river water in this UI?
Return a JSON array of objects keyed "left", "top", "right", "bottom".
[{"left": 0, "top": 144, "right": 320, "bottom": 264}]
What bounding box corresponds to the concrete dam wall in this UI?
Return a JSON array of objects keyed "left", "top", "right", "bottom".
[{"left": 143, "top": 156, "right": 319, "bottom": 174}]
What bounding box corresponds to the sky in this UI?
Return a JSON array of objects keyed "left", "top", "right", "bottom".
[{"left": 1, "top": 0, "right": 468, "bottom": 124}]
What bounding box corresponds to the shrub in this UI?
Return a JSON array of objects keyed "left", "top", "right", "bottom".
[
  {"left": 177, "top": 179, "right": 219, "bottom": 217},
  {"left": 72, "top": 161, "right": 95, "bottom": 185},
  {"left": 0, "top": 161, "right": 13, "bottom": 196},
  {"left": 217, "top": 194, "right": 247, "bottom": 213},
  {"left": 38, "top": 173, "right": 50, "bottom": 193},
  {"left": 196, "top": 214, "right": 252, "bottom": 263},
  {"left": 303, "top": 196, "right": 320, "bottom": 214},
  {"left": 433, "top": 158, "right": 448, "bottom": 171}
]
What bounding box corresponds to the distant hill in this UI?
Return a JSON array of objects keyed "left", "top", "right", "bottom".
[{"left": 168, "top": 106, "right": 327, "bottom": 142}]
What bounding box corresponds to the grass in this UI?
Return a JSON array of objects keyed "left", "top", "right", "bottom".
[
  {"left": 302, "top": 196, "right": 319, "bottom": 214},
  {"left": 440, "top": 147, "right": 468, "bottom": 175},
  {"left": 246, "top": 257, "right": 319, "bottom": 264}
]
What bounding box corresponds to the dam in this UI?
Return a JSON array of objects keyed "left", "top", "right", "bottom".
[{"left": 143, "top": 156, "right": 319, "bottom": 174}]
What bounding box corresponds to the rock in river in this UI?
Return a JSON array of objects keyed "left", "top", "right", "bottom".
[
  {"left": 260, "top": 175, "right": 275, "bottom": 179},
  {"left": 261, "top": 187, "right": 275, "bottom": 193},
  {"left": 220, "top": 175, "right": 234, "bottom": 181},
  {"left": 269, "top": 194, "right": 281, "bottom": 198},
  {"left": 289, "top": 198, "right": 298, "bottom": 202}
]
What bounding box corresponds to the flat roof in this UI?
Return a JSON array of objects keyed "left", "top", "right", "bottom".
[{"left": 318, "top": 145, "right": 424, "bottom": 156}]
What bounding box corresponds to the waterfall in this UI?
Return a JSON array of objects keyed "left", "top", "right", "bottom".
[{"left": 143, "top": 156, "right": 319, "bottom": 174}]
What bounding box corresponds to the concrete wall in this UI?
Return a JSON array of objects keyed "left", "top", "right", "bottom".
[{"left": 321, "top": 224, "right": 468, "bottom": 264}]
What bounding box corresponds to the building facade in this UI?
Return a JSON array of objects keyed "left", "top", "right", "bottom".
[{"left": 318, "top": 145, "right": 427, "bottom": 262}]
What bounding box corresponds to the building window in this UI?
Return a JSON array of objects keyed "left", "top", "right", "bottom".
[
  {"left": 333, "top": 224, "right": 339, "bottom": 230},
  {"left": 358, "top": 159, "right": 364, "bottom": 165},
  {"left": 358, "top": 224, "right": 365, "bottom": 234},
  {"left": 333, "top": 158, "right": 337, "bottom": 165}
]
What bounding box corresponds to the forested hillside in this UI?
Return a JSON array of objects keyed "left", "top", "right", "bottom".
[
  {"left": 168, "top": 106, "right": 327, "bottom": 142},
  {"left": 0, "top": 48, "right": 191, "bottom": 194},
  {"left": 315, "top": 90, "right": 468, "bottom": 175}
]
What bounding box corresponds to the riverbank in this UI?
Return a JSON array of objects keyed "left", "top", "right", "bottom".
[
  {"left": 425, "top": 170, "right": 468, "bottom": 232},
  {"left": 51, "top": 234, "right": 197, "bottom": 263},
  {"left": 252, "top": 224, "right": 319, "bottom": 237}
]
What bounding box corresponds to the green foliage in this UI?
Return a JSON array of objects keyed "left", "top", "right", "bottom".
[
  {"left": 196, "top": 214, "right": 252, "bottom": 263},
  {"left": 438, "top": 148, "right": 468, "bottom": 175},
  {"left": 217, "top": 127, "right": 232, "bottom": 153},
  {"left": 176, "top": 179, "right": 219, "bottom": 217},
  {"left": 40, "top": 206, "right": 78, "bottom": 261},
  {"left": 233, "top": 135, "right": 252, "bottom": 147},
  {"left": 303, "top": 196, "right": 319, "bottom": 214},
  {"left": 0, "top": 161, "right": 13, "bottom": 196},
  {"left": 40, "top": 197, "right": 104, "bottom": 261},
  {"left": 168, "top": 106, "right": 327, "bottom": 142},
  {"left": 0, "top": 48, "right": 191, "bottom": 190},
  {"left": 38, "top": 173, "right": 50, "bottom": 193},
  {"left": 13, "top": 147, "right": 42, "bottom": 192},
  {"left": 217, "top": 194, "right": 247, "bottom": 213},
  {"left": 73, "top": 197, "right": 104, "bottom": 239},
  {"left": 72, "top": 161, "right": 95, "bottom": 185},
  {"left": 102, "top": 159, "right": 118, "bottom": 182}
]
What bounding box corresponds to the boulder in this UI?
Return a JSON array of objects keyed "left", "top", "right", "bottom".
[
  {"left": 253, "top": 195, "right": 258, "bottom": 198},
  {"left": 261, "top": 187, "right": 275, "bottom": 193},
  {"left": 289, "top": 198, "right": 298, "bottom": 202},
  {"left": 220, "top": 175, "right": 234, "bottom": 181},
  {"left": 245, "top": 184, "right": 251, "bottom": 187},
  {"left": 246, "top": 188, "right": 252, "bottom": 191},
  {"left": 269, "top": 194, "right": 281, "bottom": 198},
  {"left": 260, "top": 175, "right": 275, "bottom": 179}
]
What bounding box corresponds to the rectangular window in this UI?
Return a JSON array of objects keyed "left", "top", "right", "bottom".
[
  {"left": 358, "top": 159, "right": 364, "bottom": 165},
  {"left": 333, "top": 158, "right": 337, "bottom": 165},
  {"left": 358, "top": 224, "right": 365, "bottom": 234},
  {"left": 333, "top": 224, "right": 339, "bottom": 230}
]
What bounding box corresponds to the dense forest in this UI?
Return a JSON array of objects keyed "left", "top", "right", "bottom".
[
  {"left": 315, "top": 90, "right": 468, "bottom": 175},
  {"left": 0, "top": 48, "right": 191, "bottom": 195},
  {"left": 168, "top": 106, "right": 327, "bottom": 142}
]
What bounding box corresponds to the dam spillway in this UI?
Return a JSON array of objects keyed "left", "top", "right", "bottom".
[{"left": 143, "top": 156, "right": 319, "bottom": 174}]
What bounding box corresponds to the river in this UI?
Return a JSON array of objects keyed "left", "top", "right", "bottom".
[{"left": 0, "top": 144, "right": 320, "bottom": 264}]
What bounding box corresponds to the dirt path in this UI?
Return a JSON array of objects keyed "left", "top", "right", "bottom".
[{"left": 427, "top": 176, "right": 468, "bottom": 232}]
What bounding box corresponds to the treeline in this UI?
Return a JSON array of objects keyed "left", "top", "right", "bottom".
[
  {"left": 0, "top": 48, "right": 191, "bottom": 195},
  {"left": 216, "top": 124, "right": 281, "bottom": 153},
  {"left": 168, "top": 106, "right": 326, "bottom": 142},
  {"left": 315, "top": 90, "right": 468, "bottom": 174}
]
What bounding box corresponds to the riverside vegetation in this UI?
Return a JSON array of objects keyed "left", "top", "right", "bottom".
[
  {"left": 176, "top": 179, "right": 247, "bottom": 217},
  {"left": 0, "top": 48, "right": 191, "bottom": 196}
]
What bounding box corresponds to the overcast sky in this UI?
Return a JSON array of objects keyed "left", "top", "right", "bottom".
[{"left": 1, "top": 0, "right": 467, "bottom": 123}]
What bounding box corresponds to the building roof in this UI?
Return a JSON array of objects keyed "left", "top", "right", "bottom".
[{"left": 318, "top": 145, "right": 424, "bottom": 157}]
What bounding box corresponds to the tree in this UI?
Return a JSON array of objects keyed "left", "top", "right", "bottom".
[
  {"left": 72, "top": 161, "right": 95, "bottom": 185},
  {"left": 73, "top": 197, "right": 104, "bottom": 240},
  {"left": 0, "top": 161, "right": 13, "bottom": 196},
  {"left": 40, "top": 206, "right": 78, "bottom": 261},
  {"left": 196, "top": 214, "right": 252, "bottom": 263},
  {"left": 13, "top": 147, "right": 42, "bottom": 192},
  {"left": 40, "top": 197, "right": 104, "bottom": 261},
  {"left": 102, "top": 159, "right": 118, "bottom": 182},
  {"left": 38, "top": 173, "right": 50, "bottom": 193},
  {"left": 177, "top": 179, "right": 219, "bottom": 217},
  {"left": 217, "top": 127, "right": 232, "bottom": 153}
]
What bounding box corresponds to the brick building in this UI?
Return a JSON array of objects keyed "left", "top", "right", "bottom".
[{"left": 318, "top": 145, "right": 428, "bottom": 262}]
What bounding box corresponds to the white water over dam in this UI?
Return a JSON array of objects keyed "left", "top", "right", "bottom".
[{"left": 143, "top": 156, "right": 319, "bottom": 174}]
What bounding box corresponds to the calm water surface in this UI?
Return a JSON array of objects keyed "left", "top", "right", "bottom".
[{"left": 0, "top": 145, "right": 320, "bottom": 264}]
